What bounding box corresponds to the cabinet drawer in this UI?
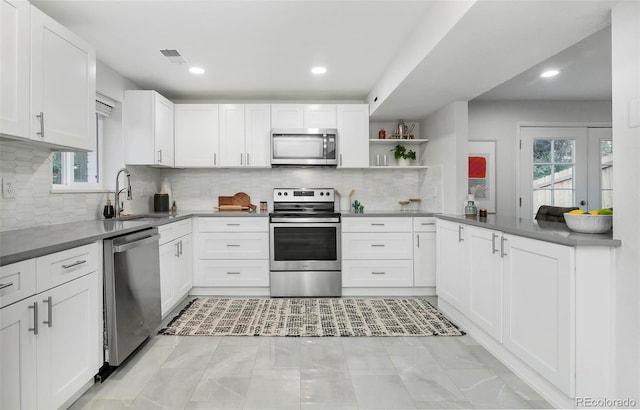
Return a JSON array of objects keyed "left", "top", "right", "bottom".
[
  {"left": 195, "top": 260, "right": 269, "bottom": 287},
  {"left": 342, "top": 217, "right": 412, "bottom": 233},
  {"left": 342, "top": 233, "right": 413, "bottom": 260},
  {"left": 413, "top": 217, "right": 437, "bottom": 232},
  {"left": 159, "top": 219, "right": 192, "bottom": 245},
  {"left": 198, "top": 217, "right": 268, "bottom": 233},
  {"left": 199, "top": 233, "right": 269, "bottom": 259},
  {"left": 0, "top": 259, "right": 36, "bottom": 309},
  {"left": 343, "top": 260, "right": 414, "bottom": 287},
  {"left": 36, "top": 242, "right": 99, "bottom": 293}
]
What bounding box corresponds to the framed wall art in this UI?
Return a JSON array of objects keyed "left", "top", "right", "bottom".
[{"left": 468, "top": 141, "right": 496, "bottom": 213}]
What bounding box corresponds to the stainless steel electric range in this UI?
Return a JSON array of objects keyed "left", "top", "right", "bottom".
[{"left": 269, "top": 188, "right": 341, "bottom": 297}]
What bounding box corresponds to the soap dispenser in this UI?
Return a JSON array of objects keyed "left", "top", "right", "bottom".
[{"left": 464, "top": 194, "right": 477, "bottom": 218}]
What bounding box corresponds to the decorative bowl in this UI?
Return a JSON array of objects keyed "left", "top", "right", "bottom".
[{"left": 563, "top": 213, "right": 612, "bottom": 234}]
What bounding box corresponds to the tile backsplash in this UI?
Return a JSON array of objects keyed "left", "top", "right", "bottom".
[
  {"left": 0, "top": 141, "right": 159, "bottom": 232},
  {"left": 161, "top": 167, "right": 440, "bottom": 214},
  {"left": 0, "top": 139, "right": 441, "bottom": 231}
]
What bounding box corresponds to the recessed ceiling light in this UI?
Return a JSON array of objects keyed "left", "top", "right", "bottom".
[
  {"left": 541, "top": 69, "right": 559, "bottom": 78},
  {"left": 189, "top": 66, "right": 205, "bottom": 75},
  {"left": 311, "top": 66, "right": 327, "bottom": 75}
]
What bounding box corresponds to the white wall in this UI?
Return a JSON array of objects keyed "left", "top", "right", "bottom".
[
  {"left": 468, "top": 100, "right": 612, "bottom": 219},
  {"left": 420, "top": 101, "right": 469, "bottom": 214},
  {"left": 611, "top": 0, "right": 640, "bottom": 399}
]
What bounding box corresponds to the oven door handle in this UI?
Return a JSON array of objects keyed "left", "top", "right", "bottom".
[{"left": 270, "top": 217, "right": 340, "bottom": 224}]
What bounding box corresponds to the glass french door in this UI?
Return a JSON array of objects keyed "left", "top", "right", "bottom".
[{"left": 519, "top": 126, "right": 612, "bottom": 219}]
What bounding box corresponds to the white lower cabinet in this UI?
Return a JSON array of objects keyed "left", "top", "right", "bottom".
[
  {"left": 194, "top": 217, "right": 269, "bottom": 288},
  {"left": 436, "top": 218, "right": 603, "bottom": 403},
  {"left": 0, "top": 243, "right": 101, "bottom": 410},
  {"left": 413, "top": 217, "right": 437, "bottom": 287},
  {"left": 503, "top": 234, "right": 574, "bottom": 396},
  {"left": 158, "top": 220, "right": 193, "bottom": 318}
]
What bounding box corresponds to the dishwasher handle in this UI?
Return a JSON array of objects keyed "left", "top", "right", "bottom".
[{"left": 113, "top": 234, "right": 160, "bottom": 253}]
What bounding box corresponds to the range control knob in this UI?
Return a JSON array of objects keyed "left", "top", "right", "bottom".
[
  {"left": 284, "top": 192, "right": 288, "bottom": 196},
  {"left": 320, "top": 192, "right": 324, "bottom": 196},
  {"left": 326, "top": 191, "right": 331, "bottom": 196},
  {"left": 277, "top": 192, "right": 282, "bottom": 196}
]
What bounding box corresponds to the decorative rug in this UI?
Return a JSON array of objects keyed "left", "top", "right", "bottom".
[{"left": 158, "top": 297, "right": 464, "bottom": 337}]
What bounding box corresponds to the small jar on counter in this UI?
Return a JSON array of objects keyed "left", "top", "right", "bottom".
[{"left": 260, "top": 201, "right": 268, "bottom": 213}]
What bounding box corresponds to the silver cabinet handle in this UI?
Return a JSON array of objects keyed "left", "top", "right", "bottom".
[
  {"left": 240, "top": 153, "right": 243, "bottom": 165},
  {"left": 157, "top": 149, "right": 163, "bottom": 163},
  {"left": 29, "top": 302, "right": 38, "bottom": 335},
  {"left": 214, "top": 153, "right": 217, "bottom": 166},
  {"left": 417, "top": 234, "right": 420, "bottom": 248},
  {"left": 226, "top": 244, "right": 240, "bottom": 247},
  {"left": 421, "top": 222, "right": 435, "bottom": 226},
  {"left": 0, "top": 282, "right": 13, "bottom": 290},
  {"left": 175, "top": 242, "right": 180, "bottom": 257},
  {"left": 179, "top": 240, "right": 183, "bottom": 256},
  {"left": 246, "top": 153, "right": 250, "bottom": 166},
  {"left": 458, "top": 225, "right": 464, "bottom": 242},
  {"left": 42, "top": 296, "right": 52, "bottom": 328},
  {"left": 36, "top": 112, "right": 44, "bottom": 138},
  {"left": 226, "top": 223, "right": 240, "bottom": 226},
  {"left": 371, "top": 223, "right": 385, "bottom": 226},
  {"left": 500, "top": 236, "right": 507, "bottom": 257},
  {"left": 226, "top": 272, "right": 241, "bottom": 275},
  {"left": 62, "top": 260, "right": 87, "bottom": 269},
  {"left": 371, "top": 271, "right": 386, "bottom": 275},
  {"left": 492, "top": 233, "right": 499, "bottom": 254},
  {"left": 371, "top": 244, "right": 385, "bottom": 247}
]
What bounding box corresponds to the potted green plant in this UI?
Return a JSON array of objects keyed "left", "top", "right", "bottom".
[{"left": 391, "top": 144, "right": 416, "bottom": 166}]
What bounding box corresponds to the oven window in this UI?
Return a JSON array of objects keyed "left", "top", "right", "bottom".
[{"left": 273, "top": 226, "right": 337, "bottom": 261}]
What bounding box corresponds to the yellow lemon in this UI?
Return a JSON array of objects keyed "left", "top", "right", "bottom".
[
  {"left": 569, "top": 209, "right": 585, "bottom": 214},
  {"left": 589, "top": 210, "right": 599, "bottom": 215}
]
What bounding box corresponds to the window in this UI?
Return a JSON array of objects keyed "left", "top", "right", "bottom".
[{"left": 52, "top": 95, "right": 113, "bottom": 191}]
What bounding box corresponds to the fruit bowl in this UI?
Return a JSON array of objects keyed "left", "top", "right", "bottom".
[{"left": 564, "top": 213, "right": 612, "bottom": 234}]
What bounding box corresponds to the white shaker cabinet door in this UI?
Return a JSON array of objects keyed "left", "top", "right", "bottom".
[
  {"left": 271, "top": 104, "right": 303, "bottom": 128},
  {"left": 303, "top": 104, "right": 336, "bottom": 128},
  {"left": 503, "top": 234, "right": 574, "bottom": 397},
  {"left": 159, "top": 240, "right": 177, "bottom": 317},
  {"left": 219, "top": 104, "right": 246, "bottom": 166},
  {"left": 0, "top": 296, "right": 38, "bottom": 410},
  {"left": 37, "top": 272, "right": 101, "bottom": 410},
  {"left": 174, "top": 104, "right": 219, "bottom": 167},
  {"left": 465, "top": 225, "right": 503, "bottom": 341},
  {"left": 154, "top": 93, "right": 174, "bottom": 166},
  {"left": 337, "top": 104, "right": 369, "bottom": 168},
  {"left": 414, "top": 232, "right": 436, "bottom": 287},
  {"left": 0, "top": 0, "right": 30, "bottom": 139},
  {"left": 30, "top": 5, "right": 96, "bottom": 151},
  {"left": 244, "top": 104, "right": 271, "bottom": 167},
  {"left": 174, "top": 235, "right": 193, "bottom": 300},
  {"left": 436, "top": 220, "right": 467, "bottom": 312}
]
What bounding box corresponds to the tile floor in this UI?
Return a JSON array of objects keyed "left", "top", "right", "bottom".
[{"left": 70, "top": 298, "right": 553, "bottom": 410}]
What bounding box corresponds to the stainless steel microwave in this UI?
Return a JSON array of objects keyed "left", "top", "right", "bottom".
[{"left": 271, "top": 128, "right": 337, "bottom": 167}]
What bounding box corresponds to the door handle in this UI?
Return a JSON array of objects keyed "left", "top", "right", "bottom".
[
  {"left": 417, "top": 234, "right": 420, "bottom": 248},
  {"left": 214, "top": 153, "right": 217, "bottom": 166},
  {"left": 371, "top": 244, "right": 385, "bottom": 247},
  {"left": 226, "top": 272, "right": 241, "bottom": 275},
  {"left": 226, "top": 244, "right": 240, "bottom": 247},
  {"left": 42, "top": 296, "right": 52, "bottom": 328},
  {"left": 458, "top": 225, "right": 464, "bottom": 242},
  {"left": 371, "top": 272, "right": 386, "bottom": 275},
  {"left": 500, "top": 236, "right": 508, "bottom": 257},
  {"left": 246, "top": 153, "right": 250, "bottom": 166},
  {"left": 29, "top": 302, "right": 38, "bottom": 335},
  {"left": 240, "top": 153, "right": 243, "bottom": 165},
  {"left": 491, "top": 233, "right": 499, "bottom": 254},
  {"left": 179, "top": 240, "right": 183, "bottom": 256},
  {"left": 175, "top": 242, "right": 180, "bottom": 257},
  {"left": 36, "top": 112, "right": 44, "bottom": 138},
  {"left": 158, "top": 149, "right": 163, "bottom": 163}
]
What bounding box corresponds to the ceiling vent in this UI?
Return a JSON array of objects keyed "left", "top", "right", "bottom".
[{"left": 160, "top": 49, "right": 188, "bottom": 64}]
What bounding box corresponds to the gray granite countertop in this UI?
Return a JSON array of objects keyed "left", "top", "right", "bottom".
[
  {"left": 437, "top": 214, "right": 621, "bottom": 247},
  {"left": 0, "top": 210, "right": 269, "bottom": 266},
  {"left": 341, "top": 211, "right": 438, "bottom": 217}
]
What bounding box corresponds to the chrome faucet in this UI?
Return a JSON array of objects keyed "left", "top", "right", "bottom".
[{"left": 115, "top": 168, "right": 132, "bottom": 217}]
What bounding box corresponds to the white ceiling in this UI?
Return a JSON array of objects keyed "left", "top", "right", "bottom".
[{"left": 30, "top": 0, "right": 615, "bottom": 121}]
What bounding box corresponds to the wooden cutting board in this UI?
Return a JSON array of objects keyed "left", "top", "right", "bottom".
[
  {"left": 216, "top": 204, "right": 249, "bottom": 211},
  {"left": 231, "top": 192, "right": 256, "bottom": 210}
]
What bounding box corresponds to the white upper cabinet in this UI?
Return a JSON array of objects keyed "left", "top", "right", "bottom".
[
  {"left": 30, "top": 5, "right": 96, "bottom": 151},
  {"left": 304, "top": 104, "right": 337, "bottom": 128},
  {"left": 219, "top": 104, "right": 246, "bottom": 166},
  {"left": 337, "top": 104, "right": 369, "bottom": 168},
  {"left": 0, "top": 0, "right": 30, "bottom": 139},
  {"left": 174, "top": 104, "right": 219, "bottom": 167},
  {"left": 244, "top": 104, "right": 271, "bottom": 167},
  {"left": 0, "top": 2, "right": 96, "bottom": 151},
  {"left": 271, "top": 104, "right": 304, "bottom": 128},
  {"left": 124, "top": 90, "right": 174, "bottom": 167}
]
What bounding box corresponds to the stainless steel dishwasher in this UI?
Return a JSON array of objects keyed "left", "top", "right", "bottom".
[{"left": 102, "top": 227, "right": 161, "bottom": 371}]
